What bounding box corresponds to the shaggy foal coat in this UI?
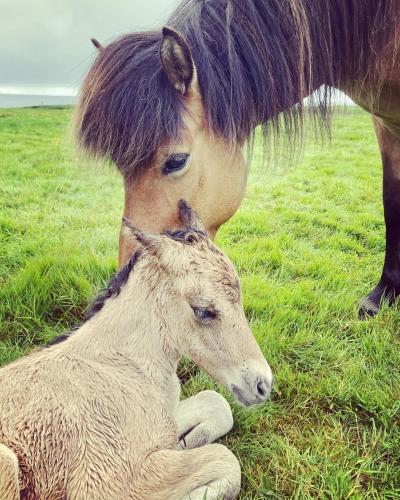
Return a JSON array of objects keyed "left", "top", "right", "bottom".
[{"left": 0, "top": 211, "right": 272, "bottom": 499}]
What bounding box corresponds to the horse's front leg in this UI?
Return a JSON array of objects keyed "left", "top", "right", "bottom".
[
  {"left": 175, "top": 390, "right": 234, "bottom": 449},
  {"left": 360, "top": 117, "right": 400, "bottom": 316}
]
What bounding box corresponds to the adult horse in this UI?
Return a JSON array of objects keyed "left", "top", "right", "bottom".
[{"left": 76, "top": 0, "right": 400, "bottom": 317}]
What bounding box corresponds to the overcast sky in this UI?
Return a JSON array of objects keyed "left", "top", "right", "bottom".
[{"left": 1, "top": 0, "right": 178, "bottom": 95}]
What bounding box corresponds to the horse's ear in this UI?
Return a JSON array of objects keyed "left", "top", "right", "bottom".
[
  {"left": 122, "top": 217, "right": 163, "bottom": 250},
  {"left": 160, "top": 27, "right": 197, "bottom": 96},
  {"left": 178, "top": 200, "right": 207, "bottom": 234},
  {"left": 91, "top": 38, "right": 104, "bottom": 53}
]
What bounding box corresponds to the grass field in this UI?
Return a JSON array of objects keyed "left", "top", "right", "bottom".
[{"left": 0, "top": 107, "right": 399, "bottom": 498}]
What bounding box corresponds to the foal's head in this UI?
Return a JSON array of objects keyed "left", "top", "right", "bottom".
[{"left": 124, "top": 201, "right": 273, "bottom": 406}]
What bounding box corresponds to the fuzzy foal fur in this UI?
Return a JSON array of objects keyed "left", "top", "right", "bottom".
[{"left": 0, "top": 204, "right": 272, "bottom": 499}]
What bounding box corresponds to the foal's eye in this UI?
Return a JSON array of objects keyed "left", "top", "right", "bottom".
[
  {"left": 192, "top": 307, "right": 217, "bottom": 323},
  {"left": 162, "top": 153, "right": 190, "bottom": 175}
]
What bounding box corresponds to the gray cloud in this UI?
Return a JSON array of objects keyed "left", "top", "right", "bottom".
[{"left": 1, "top": 0, "right": 178, "bottom": 92}]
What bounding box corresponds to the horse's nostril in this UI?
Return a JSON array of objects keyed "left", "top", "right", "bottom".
[{"left": 256, "top": 380, "right": 268, "bottom": 398}]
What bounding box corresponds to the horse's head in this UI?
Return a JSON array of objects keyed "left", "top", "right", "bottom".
[
  {"left": 123, "top": 201, "right": 273, "bottom": 406},
  {"left": 76, "top": 26, "right": 248, "bottom": 265}
]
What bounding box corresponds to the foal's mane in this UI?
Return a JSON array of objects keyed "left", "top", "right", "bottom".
[
  {"left": 85, "top": 228, "right": 206, "bottom": 318},
  {"left": 46, "top": 230, "right": 206, "bottom": 347},
  {"left": 76, "top": 0, "right": 396, "bottom": 176},
  {"left": 46, "top": 251, "right": 141, "bottom": 347}
]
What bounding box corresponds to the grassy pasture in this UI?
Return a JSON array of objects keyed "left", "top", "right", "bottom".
[{"left": 0, "top": 107, "right": 399, "bottom": 498}]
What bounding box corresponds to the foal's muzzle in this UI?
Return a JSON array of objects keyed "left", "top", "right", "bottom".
[{"left": 228, "top": 362, "right": 274, "bottom": 407}]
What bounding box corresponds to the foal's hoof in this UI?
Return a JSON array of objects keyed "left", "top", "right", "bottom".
[{"left": 359, "top": 281, "right": 399, "bottom": 319}]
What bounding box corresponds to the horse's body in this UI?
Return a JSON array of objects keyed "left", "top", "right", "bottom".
[
  {"left": 343, "top": 23, "right": 400, "bottom": 314},
  {"left": 340, "top": 8, "right": 399, "bottom": 135},
  {"left": 0, "top": 204, "right": 273, "bottom": 499},
  {"left": 77, "top": 0, "right": 400, "bottom": 316}
]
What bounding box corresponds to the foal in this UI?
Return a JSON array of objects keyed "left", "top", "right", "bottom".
[{"left": 0, "top": 202, "right": 273, "bottom": 500}]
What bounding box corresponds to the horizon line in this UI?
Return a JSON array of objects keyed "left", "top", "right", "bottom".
[{"left": 0, "top": 86, "right": 78, "bottom": 97}]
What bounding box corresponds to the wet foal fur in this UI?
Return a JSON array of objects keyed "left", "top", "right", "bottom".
[
  {"left": 76, "top": 0, "right": 400, "bottom": 316},
  {"left": 0, "top": 202, "right": 272, "bottom": 500}
]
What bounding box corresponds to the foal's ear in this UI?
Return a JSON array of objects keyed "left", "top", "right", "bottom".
[
  {"left": 178, "top": 200, "right": 207, "bottom": 234},
  {"left": 160, "top": 27, "right": 197, "bottom": 96},
  {"left": 122, "top": 217, "right": 163, "bottom": 250}
]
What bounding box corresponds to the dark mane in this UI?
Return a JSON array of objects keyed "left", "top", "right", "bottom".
[
  {"left": 85, "top": 250, "right": 141, "bottom": 321},
  {"left": 76, "top": 0, "right": 396, "bottom": 174},
  {"left": 171, "top": 0, "right": 396, "bottom": 147},
  {"left": 46, "top": 231, "right": 204, "bottom": 347},
  {"left": 46, "top": 251, "right": 141, "bottom": 347}
]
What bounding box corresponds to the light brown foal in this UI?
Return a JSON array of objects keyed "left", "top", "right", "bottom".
[{"left": 0, "top": 202, "right": 272, "bottom": 500}]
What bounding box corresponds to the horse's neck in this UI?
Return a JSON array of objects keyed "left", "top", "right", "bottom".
[{"left": 60, "top": 282, "right": 180, "bottom": 391}]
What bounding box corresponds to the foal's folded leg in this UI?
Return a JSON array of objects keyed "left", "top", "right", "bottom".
[
  {"left": 139, "top": 443, "right": 241, "bottom": 500},
  {"left": 175, "top": 390, "right": 234, "bottom": 449},
  {"left": 0, "top": 444, "right": 19, "bottom": 500}
]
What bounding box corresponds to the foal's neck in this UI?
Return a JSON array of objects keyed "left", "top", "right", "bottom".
[{"left": 61, "top": 277, "right": 180, "bottom": 391}]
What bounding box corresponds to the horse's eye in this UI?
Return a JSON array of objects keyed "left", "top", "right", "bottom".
[
  {"left": 192, "top": 307, "right": 217, "bottom": 323},
  {"left": 162, "top": 153, "right": 190, "bottom": 175}
]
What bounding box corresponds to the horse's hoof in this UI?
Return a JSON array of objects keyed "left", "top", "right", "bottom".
[
  {"left": 359, "top": 280, "right": 399, "bottom": 319},
  {"left": 359, "top": 297, "right": 380, "bottom": 318}
]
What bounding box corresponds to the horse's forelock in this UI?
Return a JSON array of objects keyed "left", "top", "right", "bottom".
[{"left": 76, "top": 31, "right": 184, "bottom": 177}]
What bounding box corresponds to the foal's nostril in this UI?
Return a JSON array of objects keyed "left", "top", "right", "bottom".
[{"left": 256, "top": 380, "right": 268, "bottom": 398}]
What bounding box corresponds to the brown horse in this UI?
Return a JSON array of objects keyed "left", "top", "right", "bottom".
[{"left": 76, "top": 0, "right": 400, "bottom": 317}]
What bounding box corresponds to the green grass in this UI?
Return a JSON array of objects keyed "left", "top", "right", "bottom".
[{"left": 0, "top": 107, "right": 399, "bottom": 498}]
